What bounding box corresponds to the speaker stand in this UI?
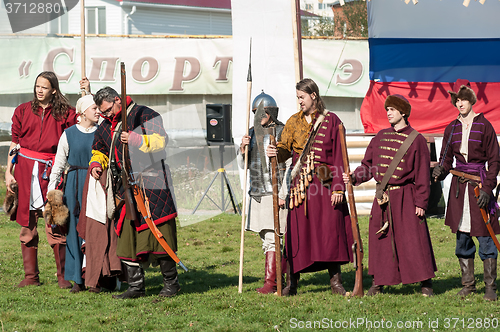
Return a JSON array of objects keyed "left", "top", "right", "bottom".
[{"left": 192, "top": 144, "right": 241, "bottom": 215}]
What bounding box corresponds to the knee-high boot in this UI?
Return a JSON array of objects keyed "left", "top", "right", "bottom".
[
  {"left": 53, "top": 244, "right": 72, "bottom": 289},
  {"left": 457, "top": 258, "right": 476, "bottom": 296},
  {"left": 18, "top": 243, "right": 40, "bottom": 287},
  {"left": 158, "top": 258, "right": 181, "bottom": 297},
  {"left": 282, "top": 260, "right": 299, "bottom": 296},
  {"left": 112, "top": 262, "right": 146, "bottom": 299},
  {"left": 256, "top": 251, "right": 277, "bottom": 294},
  {"left": 328, "top": 263, "right": 346, "bottom": 296},
  {"left": 483, "top": 258, "right": 497, "bottom": 301}
]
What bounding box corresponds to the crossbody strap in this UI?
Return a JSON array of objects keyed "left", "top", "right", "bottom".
[{"left": 376, "top": 129, "right": 419, "bottom": 199}]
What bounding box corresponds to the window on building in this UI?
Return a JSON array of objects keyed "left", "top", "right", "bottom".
[
  {"left": 49, "top": 13, "right": 68, "bottom": 34},
  {"left": 86, "top": 7, "right": 106, "bottom": 34},
  {"left": 305, "top": 4, "right": 313, "bottom": 10},
  {"left": 318, "top": 3, "right": 334, "bottom": 10}
]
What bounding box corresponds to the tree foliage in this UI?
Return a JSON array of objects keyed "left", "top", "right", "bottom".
[{"left": 334, "top": 0, "right": 368, "bottom": 38}]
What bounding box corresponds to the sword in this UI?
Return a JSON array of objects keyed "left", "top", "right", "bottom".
[{"left": 473, "top": 186, "right": 500, "bottom": 252}]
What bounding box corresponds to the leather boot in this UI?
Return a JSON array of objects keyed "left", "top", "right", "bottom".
[
  {"left": 421, "top": 278, "right": 434, "bottom": 297},
  {"left": 158, "top": 258, "right": 181, "bottom": 297},
  {"left": 366, "top": 276, "right": 383, "bottom": 296},
  {"left": 328, "top": 263, "right": 346, "bottom": 296},
  {"left": 282, "top": 261, "right": 299, "bottom": 296},
  {"left": 53, "top": 244, "right": 72, "bottom": 289},
  {"left": 18, "top": 243, "right": 40, "bottom": 287},
  {"left": 256, "top": 251, "right": 277, "bottom": 294},
  {"left": 483, "top": 258, "right": 497, "bottom": 301},
  {"left": 112, "top": 263, "right": 146, "bottom": 299},
  {"left": 457, "top": 258, "right": 476, "bottom": 296},
  {"left": 70, "top": 283, "right": 85, "bottom": 293}
]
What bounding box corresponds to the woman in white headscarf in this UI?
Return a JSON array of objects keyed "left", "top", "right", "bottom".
[{"left": 48, "top": 93, "right": 99, "bottom": 292}]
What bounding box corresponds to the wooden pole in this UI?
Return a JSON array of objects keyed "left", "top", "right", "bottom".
[
  {"left": 238, "top": 39, "right": 252, "bottom": 294},
  {"left": 291, "top": 0, "right": 303, "bottom": 83},
  {"left": 80, "top": 0, "right": 86, "bottom": 96}
]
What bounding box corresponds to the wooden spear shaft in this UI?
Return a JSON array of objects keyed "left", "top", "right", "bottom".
[
  {"left": 80, "top": 0, "right": 86, "bottom": 96},
  {"left": 238, "top": 40, "right": 252, "bottom": 293}
]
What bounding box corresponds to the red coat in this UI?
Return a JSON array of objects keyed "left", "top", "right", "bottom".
[
  {"left": 353, "top": 125, "right": 437, "bottom": 285},
  {"left": 286, "top": 111, "right": 354, "bottom": 274},
  {"left": 11, "top": 101, "right": 77, "bottom": 226}
]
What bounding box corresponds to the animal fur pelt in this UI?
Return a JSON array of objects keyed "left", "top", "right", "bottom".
[
  {"left": 3, "top": 182, "right": 18, "bottom": 216},
  {"left": 44, "top": 189, "right": 69, "bottom": 226}
]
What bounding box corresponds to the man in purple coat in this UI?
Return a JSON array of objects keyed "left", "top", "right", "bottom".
[
  {"left": 433, "top": 79, "right": 500, "bottom": 301},
  {"left": 345, "top": 94, "right": 437, "bottom": 296}
]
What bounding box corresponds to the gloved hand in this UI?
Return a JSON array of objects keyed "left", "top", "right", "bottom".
[
  {"left": 432, "top": 165, "right": 446, "bottom": 181},
  {"left": 477, "top": 189, "right": 490, "bottom": 210}
]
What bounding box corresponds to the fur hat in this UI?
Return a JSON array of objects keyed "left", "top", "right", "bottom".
[
  {"left": 43, "top": 190, "right": 69, "bottom": 226},
  {"left": 384, "top": 94, "right": 411, "bottom": 118},
  {"left": 448, "top": 79, "right": 477, "bottom": 107},
  {"left": 3, "top": 182, "right": 18, "bottom": 216}
]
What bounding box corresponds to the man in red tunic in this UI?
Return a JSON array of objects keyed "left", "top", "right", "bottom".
[
  {"left": 267, "top": 78, "right": 353, "bottom": 296},
  {"left": 5, "top": 71, "right": 78, "bottom": 288},
  {"left": 345, "top": 94, "right": 437, "bottom": 296},
  {"left": 433, "top": 79, "right": 500, "bottom": 301}
]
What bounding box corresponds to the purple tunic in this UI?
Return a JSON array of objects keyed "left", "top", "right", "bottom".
[
  {"left": 285, "top": 111, "right": 354, "bottom": 274},
  {"left": 353, "top": 125, "right": 437, "bottom": 285},
  {"left": 439, "top": 113, "right": 500, "bottom": 236}
]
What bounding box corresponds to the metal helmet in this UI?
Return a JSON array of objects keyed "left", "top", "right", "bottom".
[{"left": 252, "top": 90, "right": 277, "bottom": 113}]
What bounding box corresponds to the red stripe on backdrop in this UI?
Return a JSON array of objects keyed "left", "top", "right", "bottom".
[{"left": 360, "top": 81, "right": 500, "bottom": 134}]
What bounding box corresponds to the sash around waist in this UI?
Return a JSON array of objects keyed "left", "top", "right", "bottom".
[{"left": 19, "top": 147, "right": 55, "bottom": 164}]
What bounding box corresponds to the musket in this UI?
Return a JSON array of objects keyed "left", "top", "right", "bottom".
[
  {"left": 339, "top": 123, "right": 364, "bottom": 297},
  {"left": 120, "top": 63, "right": 188, "bottom": 271},
  {"left": 270, "top": 133, "right": 282, "bottom": 296},
  {"left": 120, "top": 62, "right": 137, "bottom": 221},
  {"left": 238, "top": 38, "right": 252, "bottom": 294}
]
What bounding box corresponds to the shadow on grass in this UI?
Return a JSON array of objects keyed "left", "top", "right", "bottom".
[
  {"left": 284, "top": 267, "right": 470, "bottom": 297},
  {"left": 140, "top": 268, "right": 260, "bottom": 295}
]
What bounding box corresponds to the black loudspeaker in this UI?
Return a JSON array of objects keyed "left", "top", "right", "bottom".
[{"left": 206, "top": 104, "right": 232, "bottom": 144}]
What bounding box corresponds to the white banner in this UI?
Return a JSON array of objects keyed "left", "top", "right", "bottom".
[
  {"left": 0, "top": 37, "right": 233, "bottom": 95},
  {"left": 0, "top": 36, "right": 369, "bottom": 99}
]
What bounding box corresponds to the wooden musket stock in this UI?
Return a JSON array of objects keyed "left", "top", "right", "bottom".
[
  {"left": 339, "top": 123, "right": 364, "bottom": 297},
  {"left": 270, "top": 134, "right": 282, "bottom": 296},
  {"left": 120, "top": 62, "right": 137, "bottom": 221}
]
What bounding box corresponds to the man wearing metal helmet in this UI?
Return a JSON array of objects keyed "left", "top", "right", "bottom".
[
  {"left": 238, "top": 91, "right": 288, "bottom": 294},
  {"left": 433, "top": 79, "right": 500, "bottom": 301},
  {"left": 344, "top": 94, "right": 436, "bottom": 297}
]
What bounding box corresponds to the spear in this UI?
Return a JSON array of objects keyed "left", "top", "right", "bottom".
[
  {"left": 238, "top": 39, "right": 252, "bottom": 293},
  {"left": 80, "top": 0, "right": 86, "bottom": 96}
]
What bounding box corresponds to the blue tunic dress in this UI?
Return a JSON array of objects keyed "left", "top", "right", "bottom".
[{"left": 64, "top": 125, "right": 95, "bottom": 284}]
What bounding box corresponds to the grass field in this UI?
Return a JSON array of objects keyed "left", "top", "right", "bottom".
[{"left": 1, "top": 212, "right": 500, "bottom": 332}]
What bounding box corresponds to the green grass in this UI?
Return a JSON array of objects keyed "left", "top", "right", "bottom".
[{"left": 1, "top": 213, "right": 500, "bottom": 332}]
